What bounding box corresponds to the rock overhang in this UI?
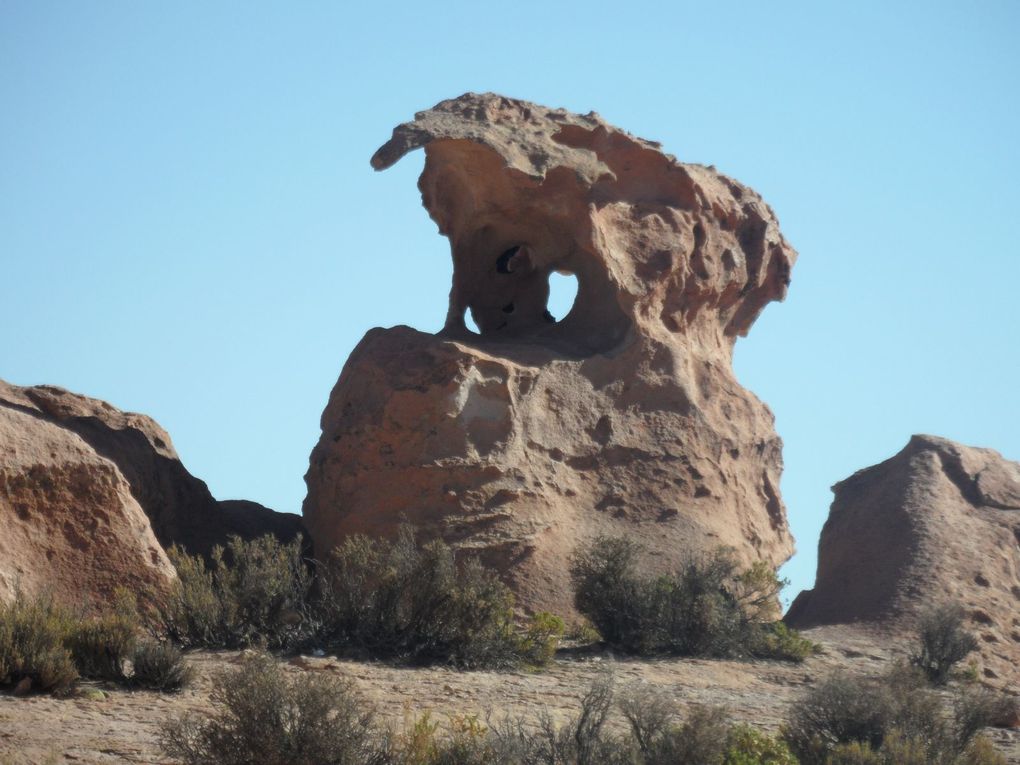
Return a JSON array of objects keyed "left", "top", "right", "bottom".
[{"left": 371, "top": 93, "right": 796, "bottom": 357}]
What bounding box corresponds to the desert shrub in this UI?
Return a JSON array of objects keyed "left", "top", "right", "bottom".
[
  {"left": 159, "top": 652, "right": 387, "bottom": 765},
  {"left": 569, "top": 537, "right": 810, "bottom": 660},
  {"left": 784, "top": 665, "right": 1008, "bottom": 765},
  {"left": 0, "top": 591, "right": 78, "bottom": 694},
  {"left": 825, "top": 729, "right": 1007, "bottom": 765},
  {"left": 65, "top": 589, "right": 139, "bottom": 681},
  {"left": 130, "top": 640, "right": 193, "bottom": 691},
  {"left": 315, "top": 527, "right": 538, "bottom": 669},
  {"left": 519, "top": 612, "right": 566, "bottom": 666},
  {"left": 163, "top": 534, "right": 312, "bottom": 650},
  {"left": 617, "top": 684, "right": 795, "bottom": 765},
  {"left": 750, "top": 622, "right": 818, "bottom": 662},
  {"left": 911, "top": 602, "right": 979, "bottom": 685},
  {"left": 724, "top": 725, "right": 799, "bottom": 765}
]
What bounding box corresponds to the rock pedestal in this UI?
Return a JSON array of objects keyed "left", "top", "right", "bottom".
[{"left": 304, "top": 93, "right": 798, "bottom": 615}]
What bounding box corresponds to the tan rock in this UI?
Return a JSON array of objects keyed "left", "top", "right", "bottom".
[
  {"left": 304, "top": 93, "right": 797, "bottom": 615},
  {"left": 787, "top": 435, "right": 1020, "bottom": 688},
  {"left": 0, "top": 384, "right": 174, "bottom": 606},
  {"left": 1, "top": 380, "right": 302, "bottom": 560},
  {"left": 0, "top": 379, "right": 304, "bottom": 606}
]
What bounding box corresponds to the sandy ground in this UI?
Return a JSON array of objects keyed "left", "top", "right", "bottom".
[{"left": 1, "top": 626, "right": 1017, "bottom": 764}]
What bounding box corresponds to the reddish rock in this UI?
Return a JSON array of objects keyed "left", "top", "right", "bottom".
[
  {"left": 0, "top": 379, "right": 303, "bottom": 604},
  {"left": 787, "top": 435, "right": 1020, "bottom": 688},
  {"left": 304, "top": 93, "right": 798, "bottom": 615},
  {"left": 0, "top": 382, "right": 174, "bottom": 606}
]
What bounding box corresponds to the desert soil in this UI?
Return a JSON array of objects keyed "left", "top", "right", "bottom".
[{"left": 1, "top": 626, "right": 1017, "bottom": 764}]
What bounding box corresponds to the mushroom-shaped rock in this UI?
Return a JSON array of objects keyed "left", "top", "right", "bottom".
[{"left": 304, "top": 93, "right": 798, "bottom": 615}]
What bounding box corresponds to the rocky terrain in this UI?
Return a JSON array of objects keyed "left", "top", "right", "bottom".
[
  {"left": 787, "top": 435, "right": 1020, "bottom": 689},
  {"left": 304, "top": 93, "right": 797, "bottom": 616},
  {"left": 0, "top": 380, "right": 302, "bottom": 603},
  {"left": 0, "top": 626, "right": 1017, "bottom": 764},
  {"left": 1, "top": 92, "right": 1018, "bottom": 763}
]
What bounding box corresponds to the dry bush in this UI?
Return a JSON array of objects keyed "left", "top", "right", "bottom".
[
  {"left": 784, "top": 665, "right": 1008, "bottom": 765},
  {"left": 159, "top": 652, "right": 387, "bottom": 765},
  {"left": 65, "top": 589, "right": 139, "bottom": 681},
  {"left": 911, "top": 602, "right": 979, "bottom": 685},
  {"left": 162, "top": 534, "right": 313, "bottom": 650},
  {"left": 0, "top": 590, "right": 78, "bottom": 694},
  {"left": 316, "top": 527, "right": 544, "bottom": 669},
  {"left": 569, "top": 537, "right": 813, "bottom": 661},
  {"left": 130, "top": 639, "right": 192, "bottom": 691}
]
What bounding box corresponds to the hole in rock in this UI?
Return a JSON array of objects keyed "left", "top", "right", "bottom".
[
  {"left": 546, "top": 271, "right": 578, "bottom": 322},
  {"left": 465, "top": 312, "right": 481, "bottom": 334}
]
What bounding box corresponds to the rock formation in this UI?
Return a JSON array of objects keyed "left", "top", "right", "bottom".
[
  {"left": 0, "top": 379, "right": 303, "bottom": 603},
  {"left": 304, "top": 93, "right": 797, "bottom": 615},
  {"left": 0, "top": 382, "right": 174, "bottom": 605},
  {"left": 787, "top": 435, "right": 1020, "bottom": 685}
]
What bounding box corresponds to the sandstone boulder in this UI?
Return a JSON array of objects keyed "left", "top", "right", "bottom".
[
  {"left": 304, "top": 93, "right": 797, "bottom": 615},
  {"left": 0, "top": 379, "right": 304, "bottom": 603},
  {"left": 0, "top": 383, "right": 174, "bottom": 605},
  {"left": 787, "top": 435, "right": 1020, "bottom": 686}
]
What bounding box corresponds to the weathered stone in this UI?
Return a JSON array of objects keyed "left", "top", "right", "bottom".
[
  {"left": 1, "top": 381, "right": 303, "bottom": 559},
  {"left": 304, "top": 93, "right": 797, "bottom": 615},
  {"left": 787, "top": 435, "right": 1020, "bottom": 687},
  {"left": 0, "top": 382, "right": 175, "bottom": 606},
  {"left": 0, "top": 379, "right": 304, "bottom": 605}
]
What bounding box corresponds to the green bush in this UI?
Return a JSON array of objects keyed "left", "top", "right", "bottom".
[
  {"left": 0, "top": 591, "right": 78, "bottom": 694},
  {"left": 911, "top": 602, "right": 979, "bottom": 685},
  {"left": 159, "top": 652, "right": 387, "bottom": 765},
  {"left": 569, "top": 537, "right": 810, "bottom": 660},
  {"left": 724, "top": 725, "right": 799, "bottom": 765},
  {"left": 163, "top": 534, "right": 313, "bottom": 650},
  {"left": 519, "top": 612, "right": 566, "bottom": 666},
  {"left": 65, "top": 589, "right": 139, "bottom": 681},
  {"left": 783, "top": 665, "right": 1008, "bottom": 765},
  {"left": 316, "top": 527, "right": 545, "bottom": 669},
  {"left": 130, "top": 640, "right": 193, "bottom": 691}
]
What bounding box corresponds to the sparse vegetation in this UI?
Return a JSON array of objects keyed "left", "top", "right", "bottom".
[
  {"left": 65, "top": 589, "right": 140, "bottom": 681},
  {"left": 783, "top": 665, "right": 1009, "bottom": 765},
  {"left": 161, "top": 666, "right": 799, "bottom": 765},
  {"left": 130, "top": 639, "right": 193, "bottom": 691},
  {"left": 158, "top": 529, "right": 561, "bottom": 670},
  {"left": 160, "top": 652, "right": 386, "bottom": 765},
  {"left": 911, "top": 602, "right": 979, "bottom": 685},
  {"left": 569, "top": 536, "right": 814, "bottom": 661},
  {"left": 162, "top": 534, "right": 313, "bottom": 650},
  {"left": 0, "top": 591, "right": 78, "bottom": 694},
  {"left": 314, "top": 527, "right": 554, "bottom": 669}
]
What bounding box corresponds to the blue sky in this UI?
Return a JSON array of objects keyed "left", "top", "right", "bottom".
[{"left": 2, "top": 1, "right": 1017, "bottom": 604}]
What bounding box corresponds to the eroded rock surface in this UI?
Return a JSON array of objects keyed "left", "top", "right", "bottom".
[
  {"left": 787, "top": 435, "right": 1020, "bottom": 688},
  {"left": 304, "top": 93, "right": 797, "bottom": 615},
  {"left": 0, "top": 382, "right": 174, "bottom": 605},
  {"left": 0, "top": 379, "right": 303, "bottom": 603}
]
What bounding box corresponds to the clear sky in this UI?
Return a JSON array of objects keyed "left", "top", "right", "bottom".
[{"left": 2, "top": 1, "right": 1017, "bottom": 605}]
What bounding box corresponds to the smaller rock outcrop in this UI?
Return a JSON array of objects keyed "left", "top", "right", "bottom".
[
  {"left": 0, "top": 380, "right": 304, "bottom": 604},
  {"left": 0, "top": 384, "right": 174, "bottom": 605},
  {"left": 787, "top": 435, "right": 1020, "bottom": 686}
]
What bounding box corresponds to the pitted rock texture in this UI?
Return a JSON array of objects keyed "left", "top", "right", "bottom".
[
  {"left": 305, "top": 93, "right": 797, "bottom": 615},
  {"left": 0, "top": 382, "right": 174, "bottom": 605},
  {"left": 0, "top": 380, "right": 303, "bottom": 602},
  {"left": 787, "top": 435, "right": 1020, "bottom": 688}
]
